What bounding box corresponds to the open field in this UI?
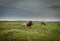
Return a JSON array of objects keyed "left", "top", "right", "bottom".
[{"left": 0, "top": 21, "right": 60, "bottom": 41}]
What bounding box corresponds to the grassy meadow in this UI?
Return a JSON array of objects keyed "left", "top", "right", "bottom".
[{"left": 0, "top": 21, "right": 60, "bottom": 41}]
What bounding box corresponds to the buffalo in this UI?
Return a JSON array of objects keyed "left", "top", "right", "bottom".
[{"left": 22, "top": 21, "right": 33, "bottom": 29}]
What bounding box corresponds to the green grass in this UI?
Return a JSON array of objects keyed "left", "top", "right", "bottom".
[{"left": 0, "top": 21, "right": 60, "bottom": 41}]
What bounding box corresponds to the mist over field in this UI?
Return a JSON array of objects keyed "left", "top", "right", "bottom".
[{"left": 0, "top": 0, "right": 60, "bottom": 21}]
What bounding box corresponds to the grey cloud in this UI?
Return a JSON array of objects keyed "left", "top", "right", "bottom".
[
  {"left": 0, "top": 6, "right": 6, "bottom": 17},
  {"left": 40, "top": 0, "right": 60, "bottom": 6},
  {"left": 0, "top": 0, "right": 60, "bottom": 21},
  {"left": 0, "top": 0, "right": 49, "bottom": 8},
  {"left": 48, "top": 6, "right": 60, "bottom": 9}
]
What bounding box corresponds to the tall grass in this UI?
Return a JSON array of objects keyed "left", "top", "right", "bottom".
[{"left": 0, "top": 21, "right": 60, "bottom": 41}]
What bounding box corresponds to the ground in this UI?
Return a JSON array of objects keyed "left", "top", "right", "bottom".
[{"left": 0, "top": 21, "right": 60, "bottom": 41}]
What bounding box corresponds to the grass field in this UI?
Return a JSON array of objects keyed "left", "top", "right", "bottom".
[{"left": 0, "top": 21, "right": 60, "bottom": 41}]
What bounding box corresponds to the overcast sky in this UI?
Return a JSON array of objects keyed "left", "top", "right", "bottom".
[{"left": 0, "top": 0, "right": 60, "bottom": 21}]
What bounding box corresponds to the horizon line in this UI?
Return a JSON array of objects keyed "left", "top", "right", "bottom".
[{"left": 0, "top": 20, "right": 60, "bottom": 22}]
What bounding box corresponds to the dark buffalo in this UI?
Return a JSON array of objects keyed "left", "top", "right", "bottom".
[
  {"left": 22, "top": 21, "right": 33, "bottom": 29},
  {"left": 41, "top": 22, "right": 46, "bottom": 25},
  {"left": 27, "top": 21, "right": 33, "bottom": 27}
]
